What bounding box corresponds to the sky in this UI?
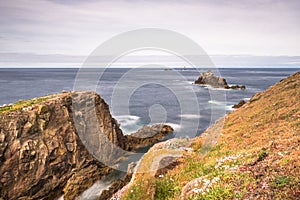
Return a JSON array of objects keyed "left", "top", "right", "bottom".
[{"left": 0, "top": 0, "right": 300, "bottom": 67}]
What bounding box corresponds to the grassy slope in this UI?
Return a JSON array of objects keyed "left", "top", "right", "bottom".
[{"left": 122, "top": 71, "right": 300, "bottom": 199}]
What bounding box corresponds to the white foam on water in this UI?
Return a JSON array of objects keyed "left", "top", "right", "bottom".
[
  {"left": 57, "top": 180, "right": 114, "bottom": 200},
  {"left": 196, "top": 84, "right": 232, "bottom": 91},
  {"left": 179, "top": 114, "right": 201, "bottom": 119},
  {"left": 114, "top": 115, "right": 142, "bottom": 134},
  {"left": 77, "top": 180, "right": 112, "bottom": 200},
  {"left": 244, "top": 97, "right": 251, "bottom": 101},
  {"left": 114, "top": 115, "right": 140, "bottom": 125},
  {"left": 226, "top": 105, "right": 236, "bottom": 111},
  {"left": 165, "top": 123, "right": 182, "bottom": 131},
  {"left": 208, "top": 100, "right": 227, "bottom": 105}
]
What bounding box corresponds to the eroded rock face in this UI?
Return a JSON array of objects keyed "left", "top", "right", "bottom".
[
  {"left": 0, "top": 91, "right": 173, "bottom": 200},
  {"left": 194, "top": 70, "right": 245, "bottom": 89},
  {"left": 125, "top": 124, "right": 174, "bottom": 150},
  {"left": 0, "top": 92, "right": 120, "bottom": 200}
]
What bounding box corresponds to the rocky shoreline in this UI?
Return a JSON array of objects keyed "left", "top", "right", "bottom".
[
  {"left": 0, "top": 91, "right": 173, "bottom": 200},
  {"left": 118, "top": 71, "right": 300, "bottom": 199}
]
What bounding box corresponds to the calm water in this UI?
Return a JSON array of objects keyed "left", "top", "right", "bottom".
[{"left": 0, "top": 68, "right": 299, "bottom": 137}]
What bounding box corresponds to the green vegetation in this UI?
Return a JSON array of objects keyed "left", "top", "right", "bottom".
[
  {"left": 124, "top": 184, "right": 146, "bottom": 200},
  {"left": 124, "top": 179, "right": 155, "bottom": 200},
  {"left": 191, "top": 186, "right": 234, "bottom": 200},
  {"left": 0, "top": 96, "right": 51, "bottom": 114},
  {"left": 257, "top": 148, "right": 268, "bottom": 161},
  {"left": 154, "top": 176, "right": 180, "bottom": 200},
  {"left": 271, "top": 176, "right": 291, "bottom": 188}
]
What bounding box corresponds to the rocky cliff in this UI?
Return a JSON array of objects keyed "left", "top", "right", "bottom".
[{"left": 0, "top": 91, "right": 173, "bottom": 200}]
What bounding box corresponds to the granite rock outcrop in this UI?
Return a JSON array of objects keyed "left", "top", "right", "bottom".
[{"left": 0, "top": 91, "right": 173, "bottom": 200}]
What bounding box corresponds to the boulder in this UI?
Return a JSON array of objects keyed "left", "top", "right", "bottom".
[
  {"left": 124, "top": 124, "right": 174, "bottom": 150},
  {"left": 232, "top": 100, "right": 246, "bottom": 109}
]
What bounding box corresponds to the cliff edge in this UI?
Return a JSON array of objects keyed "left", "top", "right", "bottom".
[{"left": 0, "top": 91, "right": 173, "bottom": 200}]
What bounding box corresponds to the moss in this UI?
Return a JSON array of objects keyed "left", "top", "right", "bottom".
[{"left": 38, "top": 105, "right": 48, "bottom": 114}]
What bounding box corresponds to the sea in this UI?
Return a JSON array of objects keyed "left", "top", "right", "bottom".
[
  {"left": 1, "top": 67, "right": 299, "bottom": 200},
  {"left": 0, "top": 67, "right": 299, "bottom": 138}
]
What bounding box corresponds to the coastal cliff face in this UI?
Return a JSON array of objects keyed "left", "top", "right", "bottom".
[
  {"left": 0, "top": 91, "right": 173, "bottom": 200},
  {"left": 121, "top": 71, "right": 300, "bottom": 199},
  {"left": 0, "top": 92, "right": 121, "bottom": 200}
]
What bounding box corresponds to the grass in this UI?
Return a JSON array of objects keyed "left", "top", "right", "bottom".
[
  {"left": 271, "top": 176, "right": 291, "bottom": 188},
  {"left": 123, "top": 178, "right": 156, "bottom": 200},
  {"left": 257, "top": 148, "right": 268, "bottom": 161},
  {"left": 0, "top": 96, "right": 51, "bottom": 114},
  {"left": 154, "top": 176, "right": 180, "bottom": 200}
]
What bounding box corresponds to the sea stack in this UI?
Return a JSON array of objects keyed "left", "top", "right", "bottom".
[{"left": 194, "top": 70, "right": 245, "bottom": 89}]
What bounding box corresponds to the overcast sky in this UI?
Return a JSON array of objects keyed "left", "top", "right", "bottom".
[{"left": 0, "top": 0, "right": 300, "bottom": 66}]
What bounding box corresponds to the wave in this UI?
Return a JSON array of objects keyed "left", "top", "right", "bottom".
[
  {"left": 178, "top": 114, "right": 201, "bottom": 119},
  {"left": 77, "top": 180, "right": 111, "bottom": 200},
  {"left": 208, "top": 100, "right": 235, "bottom": 111},
  {"left": 195, "top": 84, "right": 233, "bottom": 91},
  {"left": 165, "top": 123, "right": 182, "bottom": 131},
  {"left": 208, "top": 100, "right": 227, "bottom": 105},
  {"left": 113, "top": 115, "right": 142, "bottom": 134},
  {"left": 78, "top": 170, "right": 125, "bottom": 200},
  {"left": 114, "top": 115, "right": 140, "bottom": 125},
  {"left": 226, "top": 105, "right": 236, "bottom": 111}
]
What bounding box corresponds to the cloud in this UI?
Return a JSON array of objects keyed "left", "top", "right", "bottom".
[
  {"left": 0, "top": 0, "right": 300, "bottom": 56},
  {"left": 1, "top": 52, "right": 300, "bottom": 68}
]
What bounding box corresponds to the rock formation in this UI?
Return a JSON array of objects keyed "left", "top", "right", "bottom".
[
  {"left": 0, "top": 91, "right": 173, "bottom": 200},
  {"left": 194, "top": 70, "right": 245, "bottom": 89},
  {"left": 232, "top": 100, "right": 246, "bottom": 108},
  {"left": 125, "top": 124, "right": 174, "bottom": 150}
]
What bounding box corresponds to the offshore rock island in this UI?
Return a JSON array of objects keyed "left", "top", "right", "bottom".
[{"left": 194, "top": 70, "right": 246, "bottom": 89}]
